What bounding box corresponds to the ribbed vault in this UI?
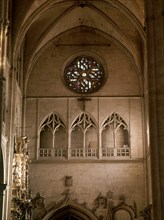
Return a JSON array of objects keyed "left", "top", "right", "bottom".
[{"left": 12, "top": 0, "right": 145, "bottom": 96}]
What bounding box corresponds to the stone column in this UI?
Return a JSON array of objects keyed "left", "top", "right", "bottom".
[
  {"left": 0, "top": 184, "right": 7, "bottom": 220},
  {"left": 0, "top": 76, "right": 5, "bottom": 180},
  {"left": 0, "top": 0, "right": 9, "bottom": 219},
  {"left": 145, "top": 0, "right": 164, "bottom": 219},
  {"left": 0, "top": 76, "right": 6, "bottom": 220}
]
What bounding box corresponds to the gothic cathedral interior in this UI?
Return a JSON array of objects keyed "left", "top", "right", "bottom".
[{"left": 0, "top": 0, "right": 164, "bottom": 220}]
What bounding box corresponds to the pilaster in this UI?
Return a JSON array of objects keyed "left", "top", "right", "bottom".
[
  {"left": 145, "top": 0, "right": 164, "bottom": 219},
  {"left": 0, "top": 0, "right": 10, "bottom": 219}
]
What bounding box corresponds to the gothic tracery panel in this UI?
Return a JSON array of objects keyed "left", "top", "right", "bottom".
[
  {"left": 102, "top": 112, "right": 129, "bottom": 148},
  {"left": 39, "top": 112, "right": 66, "bottom": 149},
  {"left": 71, "top": 112, "right": 97, "bottom": 151},
  {"left": 101, "top": 113, "right": 130, "bottom": 157},
  {"left": 38, "top": 111, "right": 130, "bottom": 159}
]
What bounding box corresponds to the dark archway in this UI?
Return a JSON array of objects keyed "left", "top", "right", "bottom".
[
  {"left": 49, "top": 212, "right": 83, "bottom": 220},
  {"left": 43, "top": 203, "right": 98, "bottom": 220}
]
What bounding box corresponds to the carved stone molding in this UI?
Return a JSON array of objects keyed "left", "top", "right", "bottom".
[
  {"left": 112, "top": 202, "right": 136, "bottom": 220},
  {"left": 116, "top": 194, "right": 137, "bottom": 218},
  {"left": 95, "top": 193, "right": 107, "bottom": 209},
  {"left": 93, "top": 190, "right": 114, "bottom": 220},
  {"left": 42, "top": 189, "right": 98, "bottom": 220},
  {"left": 140, "top": 204, "right": 152, "bottom": 220},
  {"left": 31, "top": 192, "right": 46, "bottom": 220},
  {"left": 14, "top": 136, "right": 30, "bottom": 155},
  {"left": 11, "top": 136, "right": 31, "bottom": 220},
  {"left": 93, "top": 191, "right": 138, "bottom": 220},
  {"left": 0, "top": 17, "right": 10, "bottom": 35},
  {"left": 65, "top": 176, "right": 73, "bottom": 187}
]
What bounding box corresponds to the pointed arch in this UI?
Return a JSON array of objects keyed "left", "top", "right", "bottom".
[
  {"left": 70, "top": 112, "right": 98, "bottom": 157},
  {"left": 71, "top": 112, "right": 97, "bottom": 133},
  {"left": 39, "top": 112, "right": 66, "bottom": 133},
  {"left": 42, "top": 203, "right": 98, "bottom": 220},
  {"left": 101, "top": 112, "right": 130, "bottom": 157},
  {"left": 38, "top": 112, "right": 67, "bottom": 158},
  {"left": 101, "top": 112, "right": 128, "bottom": 148}
]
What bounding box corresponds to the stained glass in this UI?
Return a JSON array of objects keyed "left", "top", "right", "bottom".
[{"left": 64, "top": 56, "right": 105, "bottom": 94}]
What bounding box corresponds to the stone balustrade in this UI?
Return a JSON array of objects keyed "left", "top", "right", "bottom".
[{"left": 38, "top": 147, "right": 130, "bottom": 159}]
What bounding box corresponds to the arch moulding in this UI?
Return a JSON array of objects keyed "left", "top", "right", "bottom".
[{"left": 42, "top": 199, "right": 98, "bottom": 220}]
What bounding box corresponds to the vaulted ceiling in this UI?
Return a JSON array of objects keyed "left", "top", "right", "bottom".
[{"left": 12, "top": 0, "right": 145, "bottom": 91}]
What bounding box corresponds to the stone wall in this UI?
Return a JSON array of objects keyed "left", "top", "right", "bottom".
[
  {"left": 26, "top": 97, "right": 144, "bottom": 160},
  {"left": 25, "top": 29, "right": 146, "bottom": 219},
  {"left": 29, "top": 161, "right": 145, "bottom": 219}
]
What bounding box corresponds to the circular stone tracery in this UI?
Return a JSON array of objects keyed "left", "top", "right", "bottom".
[{"left": 64, "top": 56, "right": 105, "bottom": 94}]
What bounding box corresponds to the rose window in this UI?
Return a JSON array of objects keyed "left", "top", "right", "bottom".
[{"left": 64, "top": 56, "right": 105, "bottom": 94}]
